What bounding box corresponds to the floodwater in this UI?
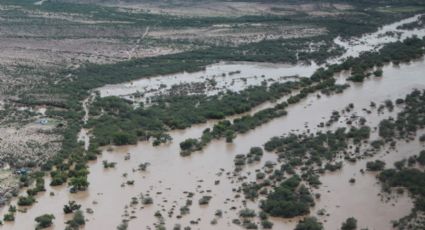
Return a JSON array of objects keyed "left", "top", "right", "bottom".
[
  {"left": 97, "top": 61, "right": 319, "bottom": 103},
  {"left": 2, "top": 16, "right": 425, "bottom": 230},
  {"left": 2, "top": 57, "right": 425, "bottom": 230},
  {"left": 333, "top": 14, "right": 425, "bottom": 62},
  {"left": 96, "top": 14, "right": 425, "bottom": 103}
]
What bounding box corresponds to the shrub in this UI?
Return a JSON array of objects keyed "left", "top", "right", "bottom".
[
  {"left": 17, "top": 195, "right": 36, "bottom": 206},
  {"left": 341, "top": 217, "right": 357, "bottom": 230},
  {"left": 295, "top": 217, "right": 323, "bottom": 230},
  {"left": 63, "top": 201, "right": 81, "bottom": 214},
  {"left": 3, "top": 213, "right": 15, "bottom": 222},
  {"left": 35, "top": 214, "right": 55, "bottom": 229},
  {"left": 198, "top": 196, "right": 212, "bottom": 205},
  {"left": 66, "top": 210, "right": 85, "bottom": 229},
  {"left": 366, "top": 160, "right": 385, "bottom": 171}
]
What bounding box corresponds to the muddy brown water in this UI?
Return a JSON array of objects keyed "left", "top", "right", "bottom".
[
  {"left": 2, "top": 15, "right": 425, "bottom": 230},
  {"left": 2, "top": 57, "right": 425, "bottom": 230}
]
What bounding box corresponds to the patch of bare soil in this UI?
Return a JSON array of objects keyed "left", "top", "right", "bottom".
[
  {"left": 0, "top": 121, "right": 61, "bottom": 168},
  {"left": 0, "top": 37, "right": 181, "bottom": 67},
  {"left": 105, "top": 1, "right": 353, "bottom": 17},
  {"left": 0, "top": 169, "right": 18, "bottom": 206},
  {"left": 150, "top": 24, "right": 326, "bottom": 45}
]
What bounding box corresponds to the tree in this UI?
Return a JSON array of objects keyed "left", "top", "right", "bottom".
[
  {"left": 69, "top": 176, "right": 89, "bottom": 192},
  {"left": 225, "top": 130, "right": 235, "bottom": 143},
  {"left": 261, "top": 176, "right": 314, "bottom": 218},
  {"left": 180, "top": 138, "right": 199, "bottom": 150},
  {"left": 341, "top": 217, "right": 357, "bottom": 230},
  {"left": 66, "top": 210, "right": 85, "bottom": 229},
  {"left": 295, "top": 217, "right": 323, "bottom": 230},
  {"left": 17, "top": 195, "right": 36, "bottom": 206},
  {"left": 3, "top": 213, "right": 14, "bottom": 222},
  {"left": 35, "top": 214, "right": 55, "bottom": 229},
  {"left": 64, "top": 201, "right": 81, "bottom": 214},
  {"left": 366, "top": 160, "right": 385, "bottom": 171}
]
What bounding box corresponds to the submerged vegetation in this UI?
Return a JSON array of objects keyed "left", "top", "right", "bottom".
[
  {"left": 378, "top": 159, "right": 425, "bottom": 229},
  {"left": 178, "top": 37, "right": 425, "bottom": 155},
  {"left": 0, "top": 0, "right": 425, "bottom": 229},
  {"left": 260, "top": 176, "right": 314, "bottom": 218}
]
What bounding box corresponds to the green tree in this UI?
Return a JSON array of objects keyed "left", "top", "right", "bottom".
[
  {"left": 69, "top": 176, "right": 89, "bottom": 192},
  {"left": 341, "top": 217, "right": 357, "bottom": 230},
  {"left": 295, "top": 217, "right": 323, "bottom": 230},
  {"left": 35, "top": 214, "right": 55, "bottom": 229}
]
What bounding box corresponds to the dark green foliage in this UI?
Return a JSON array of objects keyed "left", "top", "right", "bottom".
[
  {"left": 373, "top": 69, "right": 383, "bottom": 77},
  {"left": 378, "top": 119, "right": 396, "bottom": 139},
  {"left": 180, "top": 138, "right": 200, "bottom": 151},
  {"left": 294, "top": 217, "right": 324, "bottom": 230},
  {"left": 418, "top": 150, "right": 425, "bottom": 165},
  {"left": 378, "top": 160, "right": 425, "bottom": 230},
  {"left": 366, "top": 160, "right": 386, "bottom": 171},
  {"left": 260, "top": 176, "right": 314, "bottom": 218},
  {"left": 90, "top": 81, "right": 298, "bottom": 148},
  {"left": 65, "top": 210, "right": 85, "bottom": 230},
  {"left": 63, "top": 201, "right": 81, "bottom": 214},
  {"left": 261, "top": 220, "right": 273, "bottom": 229},
  {"left": 180, "top": 77, "right": 349, "bottom": 155},
  {"left": 35, "top": 214, "right": 55, "bottom": 229},
  {"left": 346, "top": 37, "right": 425, "bottom": 83},
  {"left": 341, "top": 217, "right": 358, "bottom": 230},
  {"left": 69, "top": 176, "right": 89, "bottom": 193},
  {"left": 27, "top": 175, "right": 46, "bottom": 196},
  {"left": 3, "top": 213, "right": 15, "bottom": 222},
  {"left": 239, "top": 209, "right": 256, "bottom": 218},
  {"left": 379, "top": 168, "right": 425, "bottom": 206},
  {"left": 102, "top": 160, "right": 116, "bottom": 169},
  {"left": 8, "top": 0, "right": 425, "bottom": 199},
  {"left": 17, "top": 195, "right": 36, "bottom": 206},
  {"left": 50, "top": 170, "right": 68, "bottom": 186},
  {"left": 419, "top": 134, "right": 425, "bottom": 142},
  {"left": 264, "top": 127, "right": 370, "bottom": 166},
  {"left": 198, "top": 196, "right": 212, "bottom": 205},
  {"left": 378, "top": 90, "right": 425, "bottom": 140}
]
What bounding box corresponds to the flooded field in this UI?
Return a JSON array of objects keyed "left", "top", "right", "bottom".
[
  {"left": 96, "top": 14, "right": 425, "bottom": 104},
  {"left": 333, "top": 14, "right": 425, "bottom": 62},
  {"left": 1, "top": 14, "right": 425, "bottom": 230},
  {"left": 2, "top": 55, "right": 425, "bottom": 229},
  {"left": 97, "top": 62, "right": 319, "bottom": 103}
]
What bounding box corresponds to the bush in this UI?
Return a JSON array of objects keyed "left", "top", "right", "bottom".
[
  {"left": 142, "top": 197, "right": 153, "bottom": 205},
  {"left": 35, "top": 214, "right": 55, "bottom": 229},
  {"left": 261, "top": 176, "right": 314, "bottom": 218},
  {"left": 3, "top": 213, "right": 15, "bottom": 222},
  {"left": 17, "top": 195, "right": 36, "bottom": 206},
  {"left": 261, "top": 220, "right": 273, "bottom": 229},
  {"left": 198, "top": 196, "right": 212, "bottom": 205},
  {"left": 366, "top": 160, "right": 386, "bottom": 171},
  {"left": 373, "top": 69, "right": 383, "bottom": 77},
  {"left": 66, "top": 210, "right": 85, "bottom": 229},
  {"left": 180, "top": 138, "right": 200, "bottom": 151},
  {"left": 239, "top": 209, "right": 256, "bottom": 218},
  {"left": 418, "top": 150, "right": 425, "bottom": 166},
  {"left": 63, "top": 201, "right": 81, "bottom": 214},
  {"left": 295, "top": 217, "right": 323, "bottom": 230},
  {"left": 341, "top": 217, "right": 357, "bottom": 230}
]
